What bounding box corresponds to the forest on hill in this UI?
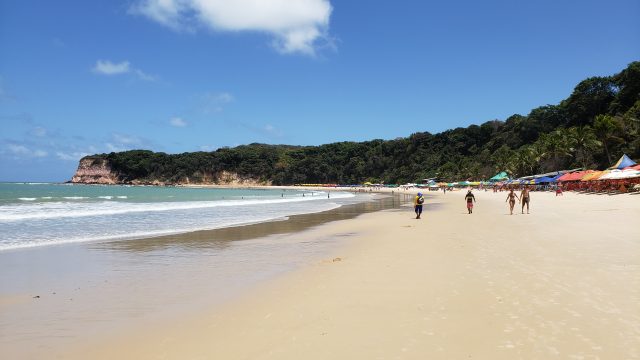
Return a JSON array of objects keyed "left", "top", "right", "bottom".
[{"left": 83, "top": 62, "right": 640, "bottom": 185}]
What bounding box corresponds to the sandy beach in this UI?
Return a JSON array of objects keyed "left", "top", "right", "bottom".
[
  {"left": 2, "top": 191, "right": 640, "bottom": 359},
  {"left": 35, "top": 189, "right": 635, "bottom": 359}
]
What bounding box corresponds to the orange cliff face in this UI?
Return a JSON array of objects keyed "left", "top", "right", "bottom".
[
  {"left": 69, "top": 157, "right": 270, "bottom": 186},
  {"left": 70, "top": 157, "right": 120, "bottom": 184}
]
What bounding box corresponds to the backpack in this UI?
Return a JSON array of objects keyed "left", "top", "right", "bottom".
[{"left": 417, "top": 196, "right": 424, "bottom": 204}]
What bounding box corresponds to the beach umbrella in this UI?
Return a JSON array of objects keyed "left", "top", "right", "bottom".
[
  {"left": 489, "top": 171, "right": 509, "bottom": 182},
  {"left": 609, "top": 154, "right": 637, "bottom": 170}
]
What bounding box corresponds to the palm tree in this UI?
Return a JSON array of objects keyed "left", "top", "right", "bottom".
[
  {"left": 539, "top": 129, "right": 573, "bottom": 171},
  {"left": 593, "top": 114, "right": 623, "bottom": 164},
  {"left": 569, "top": 126, "right": 602, "bottom": 168},
  {"left": 491, "top": 145, "right": 514, "bottom": 174},
  {"left": 509, "top": 145, "right": 542, "bottom": 177}
]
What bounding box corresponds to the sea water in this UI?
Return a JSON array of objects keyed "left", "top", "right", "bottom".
[{"left": 0, "top": 183, "right": 356, "bottom": 251}]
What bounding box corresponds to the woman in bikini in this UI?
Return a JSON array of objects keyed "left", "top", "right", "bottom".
[
  {"left": 520, "top": 186, "right": 531, "bottom": 214},
  {"left": 505, "top": 188, "right": 519, "bottom": 215}
]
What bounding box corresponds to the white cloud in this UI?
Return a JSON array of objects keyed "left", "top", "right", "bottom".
[
  {"left": 104, "top": 133, "right": 153, "bottom": 153},
  {"left": 7, "top": 144, "right": 30, "bottom": 155},
  {"left": 92, "top": 60, "right": 157, "bottom": 81},
  {"left": 4, "top": 144, "right": 48, "bottom": 158},
  {"left": 93, "top": 60, "right": 131, "bottom": 75},
  {"left": 106, "top": 143, "right": 125, "bottom": 152},
  {"left": 56, "top": 151, "right": 90, "bottom": 161},
  {"left": 134, "top": 69, "right": 157, "bottom": 81},
  {"left": 111, "top": 133, "right": 141, "bottom": 145},
  {"left": 33, "top": 150, "right": 48, "bottom": 158},
  {"left": 130, "top": 0, "right": 334, "bottom": 55},
  {"left": 169, "top": 117, "right": 188, "bottom": 127},
  {"left": 262, "top": 124, "right": 283, "bottom": 137},
  {"left": 201, "top": 91, "right": 234, "bottom": 113}
]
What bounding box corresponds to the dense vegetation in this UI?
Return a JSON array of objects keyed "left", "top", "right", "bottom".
[{"left": 87, "top": 62, "right": 640, "bottom": 184}]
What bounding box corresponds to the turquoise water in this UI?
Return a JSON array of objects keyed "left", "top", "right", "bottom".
[{"left": 0, "top": 183, "right": 355, "bottom": 250}]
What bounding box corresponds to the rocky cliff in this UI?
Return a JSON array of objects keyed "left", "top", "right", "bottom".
[
  {"left": 71, "top": 157, "right": 120, "bottom": 184},
  {"left": 71, "top": 157, "right": 270, "bottom": 186}
]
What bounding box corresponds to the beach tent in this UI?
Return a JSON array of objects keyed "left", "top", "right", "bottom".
[
  {"left": 534, "top": 176, "right": 557, "bottom": 184},
  {"left": 600, "top": 169, "right": 640, "bottom": 180},
  {"left": 489, "top": 171, "right": 509, "bottom": 182},
  {"left": 580, "top": 170, "right": 607, "bottom": 182},
  {"left": 609, "top": 154, "right": 637, "bottom": 170},
  {"left": 556, "top": 172, "right": 573, "bottom": 182},
  {"left": 558, "top": 170, "right": 593, "bottom": 182},
  {"left": 624, "top": 164, "right": 640, "bottom": 171}
]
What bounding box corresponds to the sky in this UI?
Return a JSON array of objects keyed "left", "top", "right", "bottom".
[{"left": 1, "top": 0, "right": 639, "bottom": 181}]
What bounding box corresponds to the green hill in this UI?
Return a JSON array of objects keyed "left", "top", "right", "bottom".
[{"left": 77, "top": 62, "right": 640, "bottom": 185}]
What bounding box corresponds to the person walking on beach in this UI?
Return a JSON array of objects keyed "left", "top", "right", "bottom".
[
  {"left": 505, "top": 188, "right": 519, "bottom": 215},
  {"left": 520, "top": 186, "right": 531, "bottom": 214},
  {"left": 464, "top": 189, "right": 476, "bottom": 214},
  {"left": 556, "top": 184, "right": 563, "bottom": 196},
  {"left": 414, "top": 192, "right": 424, "bottom": 219}
]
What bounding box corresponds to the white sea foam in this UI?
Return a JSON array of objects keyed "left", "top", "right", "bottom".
[
  {"left": 0, "top": 198, "right": 353, "bottom": 251},
  {"left": 0, "top": 192, "right": 354, "bottom": 222},
  {"left": 0, "top": 185, "right": 363, "bottom": 251}
]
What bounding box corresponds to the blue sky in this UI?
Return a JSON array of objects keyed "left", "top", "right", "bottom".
[{"left": 1, "top": 0, "right": 639, "bottom": 181}]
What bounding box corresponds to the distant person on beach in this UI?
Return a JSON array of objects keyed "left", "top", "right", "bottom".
[
  {"left": 520, "top": 186, "right": 531, "bottom": 214},
  {"left": 505, "top": 189, "right": 519, "bottom": 215},
  {"left": 464, "top": 190, "right": 476, "bottom": 214},
  {"left": 414, "top": 192, "right": 424, "bottom": 219},
  {"left": 556, "top": 184, "right": 563, "bottom": 196}
]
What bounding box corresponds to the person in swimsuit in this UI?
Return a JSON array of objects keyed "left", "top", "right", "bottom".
[
  {"left": 520, "top": 186, "right": 531, "bottom": 214},
  {"left": 414, "top": 192, "right": 424, "bottom": 219},
  {"left": 505, "top": 188, "right": 519, "bottom": 215},
  {"left": 464, "top": 189, "right": 476, "bottom": 214}
]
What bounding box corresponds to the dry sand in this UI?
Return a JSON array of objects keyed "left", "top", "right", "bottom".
[{"left": 59, "top": 189, "right": 640, "bottom": 359}]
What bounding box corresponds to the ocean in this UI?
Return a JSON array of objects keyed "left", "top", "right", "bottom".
[{"left": 0, "top": 183, "right": 357, "bottom": 251}]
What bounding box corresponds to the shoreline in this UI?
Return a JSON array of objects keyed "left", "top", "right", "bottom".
[{"left": 0, "top": 185, "right": 378, "bottom": 253}]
